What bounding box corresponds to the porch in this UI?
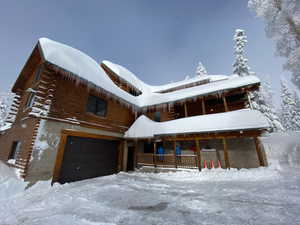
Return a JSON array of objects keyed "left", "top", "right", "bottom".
[{"left": 127, "top": 132, "right": 267, "bottom": 171}]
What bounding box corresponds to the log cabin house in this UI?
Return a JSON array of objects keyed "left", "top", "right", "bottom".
[{"left": 0, "top": 38, "right": 269, "bottom": 184}]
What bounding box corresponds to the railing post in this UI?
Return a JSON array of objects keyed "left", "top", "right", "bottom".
[
  {"left": 134, "top": 140, "right": 138, "bottom": 169},
  {"left": 195, "top": 139, "right": 202, "bottom": 171},
  {"left": 173, "top": 141, "right": 177, "bottom": 168},
  {"left": 184, "top": 103, "right": 188, "bottom": 117}
]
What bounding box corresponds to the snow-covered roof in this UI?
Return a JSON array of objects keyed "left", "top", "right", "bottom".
[
  {"left": 124, "top": 109, "right": 269, "bottom": 138},
  {"left": 38, "top": 38, "right": 260, "bottom": 109}
]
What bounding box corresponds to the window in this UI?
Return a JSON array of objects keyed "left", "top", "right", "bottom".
[
  {"left": 9, "top": 141, "right": 21, "bottom": 160},
  {"left": 154, "top": 111, "right": 161, "bottom": 122},
  {"left": 34, "top": 66, "right": 42, "bottom": 81},
  {"left": 25, "top": 92, "right": 35, "bottom": 108},
  {"left": 86, "top": 95, "right": 107, "bottom": 117}
]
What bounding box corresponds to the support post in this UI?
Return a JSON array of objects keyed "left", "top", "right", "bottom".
[
  {"left": 134, "top": 140, "right": 138, "bottom": 169},
  {"left": 173, "top": 141, "right": 177, "bottom": 168},
  {"left": 222, "top": 138, "right": 230, "bottom": 169},
  {"left": 195, "top": 139, "right": 202, "bottom": 171},
  {"left": 153, "top": 141, "right": 157, "bottom": 167},
  {"left": 247, "top": 90, "right": 253, "bottom": 109},
  {"left": 122, "top": 140, "right": 128, "bottom": 172},
  {"left": 222, "top": 95, "right": 229, "bottom": 112},
  {"left": 184, "top": 103, "right": 188, "bottom": 117},
  {"left": 254, "top": 137, "right": 265, "bottom": 167},
  {"left": 201, "top": 98, "right": 206, "bottom": 115}
]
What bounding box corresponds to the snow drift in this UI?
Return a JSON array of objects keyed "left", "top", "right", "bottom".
[{"left": 0, "top": 161, "right": 27, "bottom": 200}]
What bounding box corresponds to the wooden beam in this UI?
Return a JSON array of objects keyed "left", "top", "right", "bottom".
[
  {"left": 222, "top": 138, "right": 230, "bottom": 169},
  {"left": 201, "top": 98, "right": 206, "bottom": 115},
  {"left": 195, "top": 140, "right": 202, "bottom": 171},
  {"left": 134, "top": 140, "right": 138, "bottom": 169},
  {"left": 52, "top": 133, "right": 68, "bottom": 184},
  {"left": 173, "top": 141, "right": 177, "bottom": 168},
  {"left": 153, "top": 142, "right": 157, "bottom": 168},
  {"left": 254, "top": 137, "right": 265, "bottom": 166},
  {"left": 184, "top": 103, "right": 188, "bottom": 117},
  {"left": 222, "top": 95, "right": 229, "bottom": 112}
]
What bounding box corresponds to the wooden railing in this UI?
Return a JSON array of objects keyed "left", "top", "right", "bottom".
[{"left": 137, "top": 153, "right": 198, "bottom": 169}]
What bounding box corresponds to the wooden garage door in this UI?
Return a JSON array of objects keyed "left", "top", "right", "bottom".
[{"left": 58, "top": 136, "right": 119, "bottom": 184}]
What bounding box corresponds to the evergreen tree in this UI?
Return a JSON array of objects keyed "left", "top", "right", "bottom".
[
  {"left": 195, "top": 62, "right": 207, "bottom": 76},
  {"left": 233, "top": 29, "right": 251, "bottom": 76},
  {"left": 293, "top": 91, "right": 300, "bottom": 130},
  {"left": 280, "top": 80, "right": 300, "bottom": 131},
  {"left": 248, "top": 0, "right": 300, "bottom": 91},
  {"left": 250, "top": 79, "right": 284, "bottom": 132},
  {"left": 0, "top": 92, "right": 14, "bottom": 128}
]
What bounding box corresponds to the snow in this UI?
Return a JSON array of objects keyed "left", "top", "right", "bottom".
[
  {"left": 125, "top": 109, "right": 269, "bottom": 138},
  {"left": 0, "top": 132, "right": 300, "bottom": 224},
  {"left": 0, "top": 161, "right": 27, "bottom": 201},
  {"left": 0, "top": 123, "right": 12, "bottom": 132},
  {"left": 39, "top": 38, "right": 260, "bottom": 109}
]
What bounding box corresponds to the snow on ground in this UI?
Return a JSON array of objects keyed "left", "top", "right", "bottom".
[{"left": 0, "top": 132, "right": 300, "bottom": 225}]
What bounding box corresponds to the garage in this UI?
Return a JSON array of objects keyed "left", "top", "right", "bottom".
[{"left": 57, "top": 135, "right": 120, "bottom": 184}]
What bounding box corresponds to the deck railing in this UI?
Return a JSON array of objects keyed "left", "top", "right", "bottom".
[{"left": 137, "top": 153, "right": 198, "bottom": 169}]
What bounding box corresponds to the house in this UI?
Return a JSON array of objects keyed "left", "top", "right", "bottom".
[{"left": 0, "top": 38, "right": 269, "bottom": 184}]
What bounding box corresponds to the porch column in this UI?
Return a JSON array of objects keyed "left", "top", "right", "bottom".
[
  {"left": 184, "top": 103, "right": 188, "bottom": 117},
  {"left": 254, "top": 137, "right": 265, "bottom": 167},
  {"left": 122, "top": 140, "right": 128, "bottom": 171},
  {"left": 195, "top": 139, "right": 202, "bottom": 171},
  {"left": 201, "top": 98, "right": 206, "bottom": 114},
  {"left": 173, "top": 141, "right": 177, "bottom": 168},
  {"left": 134, "top": 140, "right": 138, "bottom": 169},
  {"left": 247, "top": 90, "right": 253, "bottom": 109},
  {"left": 222, "top": 94, "right": 229, "bottom": 112},
  {"left": 222, "top": 138, "right": 230, "bottom": 169},
  {"left": 153, "top": 141, "right": 157, "bottom": 167}
]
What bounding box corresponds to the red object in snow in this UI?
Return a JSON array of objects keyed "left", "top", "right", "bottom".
[
  {"left": 218, "top": 160, "right": 222, "bottom": 168},
  {"left": 210, "top": 160, "right": 215, "bottom": 169},
  {"left": 203, "top": 160, "right": 207, "bottom": 169}
]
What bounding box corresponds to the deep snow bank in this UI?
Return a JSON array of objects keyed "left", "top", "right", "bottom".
[
  {"left": 0, "top": 161, "right": 27, "bottom": 200},
  {"left": 261, "top": 132, "right": 300, "bottom": 169}
]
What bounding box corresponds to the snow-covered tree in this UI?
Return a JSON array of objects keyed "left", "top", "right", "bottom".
[
  {"left": 280, "top": 79, "right": 300, "bottom": 131},
  {"left": 0, "top": 92, "right": 14, "bottom": 128},
  {"left": 250, "top": 79, "right": 284, "bottom": 132},
  {"left": 233, "top": 29, "right": 251, "bottom": 76},
  {"left": 195, "top": 62, "right": 207, "bottom": 76},
  {"left": 248, "top": 0, "right": 300, "bottom": 90},
  {"left": 293, "top": 91, "right": 300, "bottom": 129}
]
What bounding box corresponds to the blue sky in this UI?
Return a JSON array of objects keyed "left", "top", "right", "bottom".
[{"left": 0, "top": 0, "right": 288, "bottom": 101}]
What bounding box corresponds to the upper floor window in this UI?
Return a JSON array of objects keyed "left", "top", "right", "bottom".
[
  {"left": 9, "top": 141, "right": 21, "bottom": 160},
  {"left": 25, "top": 92, "right": 35, "bottom": 108},
  {"left": 86, "top": 95, "right": 107, "bottom": 117},
  {"left": 34, "top": 66, "right": 42, "bottom": 82},
  {"left": 154, "top": 111, "right": 161, "bottom": 122}
]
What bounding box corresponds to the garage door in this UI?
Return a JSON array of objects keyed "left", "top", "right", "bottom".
[{"left": 58, "top": 136, "right": 119, "bottom": 184}]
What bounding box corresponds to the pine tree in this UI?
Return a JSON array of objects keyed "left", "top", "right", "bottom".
[
  {"left": 250, "top": 79, "right": 284, "bottom": 132},
  {"left": 292, "top": 91, "right": 300, "bottom": 130},
  {"left": 233, "top": 29, "right": 251, "bottom": 76},
  {"left": 195, "top": 62, "right": 207, "bottom": 76},
  {"left": 280, "top": 80, "right": 300, "bottom": 131},
  {"left": 0, "top": 92, "right": 14, "bottom": 128}
]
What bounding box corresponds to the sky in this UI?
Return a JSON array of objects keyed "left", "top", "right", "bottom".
[{"left": 0, "top": 0, "right": 290, "bottom": 102}]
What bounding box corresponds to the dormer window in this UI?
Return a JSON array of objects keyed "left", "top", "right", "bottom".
[{"left": 86, "top": 95, "right": 107, "bottom": 117}]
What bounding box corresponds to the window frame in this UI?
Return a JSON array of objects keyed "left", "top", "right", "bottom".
[
  {"left": 9, "top": 141, "right": 21, "bottom": 160},
  {"left": 86, "top": 95, "right": 108, "bottom": 117},
  {"left": 25, "top": 92, "right": 36, "bottom": 109}
]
